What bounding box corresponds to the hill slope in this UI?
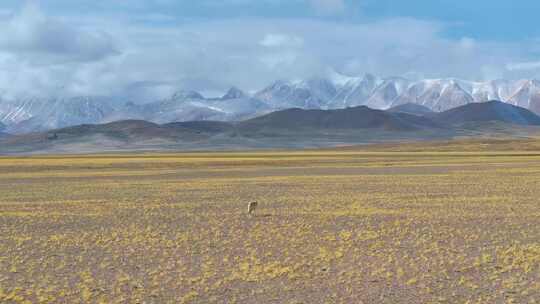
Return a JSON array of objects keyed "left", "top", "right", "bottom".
[
  {"left": 163, "top": 121, "right": 234, "bottom": 134},
  {"left": 435, "top": 101, "right": 540, "bottom": 125},
  {"left": 238, "top": 106, "right": 441, "bottom": 132},
  {"left": 388, "top": 103, "right": 433, "bottom": 116},
  {"left": 46, "top": 120, "right": 236, "bottom": 143}
]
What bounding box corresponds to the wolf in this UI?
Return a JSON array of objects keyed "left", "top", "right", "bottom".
[{"left": 247, "top": 202, "right": 258, "bottom": 215}]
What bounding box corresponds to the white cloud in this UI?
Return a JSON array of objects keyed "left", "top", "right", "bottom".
[
  {"left": 0, "top": 2, "right": 118, "bottom": 65},
  {"left": 260, "top": 34, "right": 304, "bottom": 48},
  {"left": 0, "top": 2, "right": 538, "bottom": 102},
  {"left": 506, "top": 61, "right": 540, "bottom": 71}
]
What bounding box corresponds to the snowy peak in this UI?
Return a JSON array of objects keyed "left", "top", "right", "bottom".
[
  {"left": 435, "top": 81, "right": 474, "bottom": 112},
  {"left": 329, "top": 74, "right": 380, "bottom": 108},
  {"left": 508, "top": 80, "right": 540, "bottom": 113},
  {"left": 472, "top": 81, "right": 503, "bottom": 103},
  {"left": 255, "top": 78, "right": 335, "bottom": 109},
  {"left": 221, "top": 87, "right": 247, "bottom": 100},
  {"left": 0, "top": 96, "right": 123, "bottom": 133},
  {"left": 300, "top": 78, "right": 338, "bottom": 102},
  {"left": 365, "top": 81, "right": 399, "bottom": 109},
  {"left": 392, "top": 79, "right": 473, "bottom": 112},
  {"left": 363, "top": 78, "right": 410, "bottom": 109}
]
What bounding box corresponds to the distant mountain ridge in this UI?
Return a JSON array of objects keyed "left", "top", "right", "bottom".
[
  {"left": 3, "top": 100, "right": 540, "bottom": 154},
  {"left": 2, "top": 74, "right": 540, "bottom": 134}
]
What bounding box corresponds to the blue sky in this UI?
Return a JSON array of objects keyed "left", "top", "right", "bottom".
[
  {"left": 362, "top": 0, "right": 540, "bottom": 41},
  {"left": 0, "top": 0, "right": 539, "bottom": 99},
  {"left": 5, "top": 0, "right": 539, "bottom": 40}
]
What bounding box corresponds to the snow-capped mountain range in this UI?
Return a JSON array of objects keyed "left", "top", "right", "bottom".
[{"left": 2, "top": 74, "right": 540, "bottom": 134}]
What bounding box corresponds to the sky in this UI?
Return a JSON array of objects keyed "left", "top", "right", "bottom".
[{"left": 1, "top": 0, "right": 540, "bottom": 101}]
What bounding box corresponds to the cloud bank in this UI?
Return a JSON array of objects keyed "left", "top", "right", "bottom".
[
  {"left": 0, "top": 2, "right": 118, "bottom": 64},
  {"left": 0, "top": 1, "right": 539, "bottom": 101}
]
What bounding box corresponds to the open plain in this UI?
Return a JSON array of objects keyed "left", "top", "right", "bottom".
[{"left": 1, "top": 139, "right": 540, "bottom": 303}]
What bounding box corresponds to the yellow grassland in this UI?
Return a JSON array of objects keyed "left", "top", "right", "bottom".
[{"left": 0, "top": 141, "right": 539, "bottom": 303}]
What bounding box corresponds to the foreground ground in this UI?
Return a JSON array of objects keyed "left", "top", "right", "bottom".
[{"left": 0, "top": 139, "right": 539, "bottom": 303}]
